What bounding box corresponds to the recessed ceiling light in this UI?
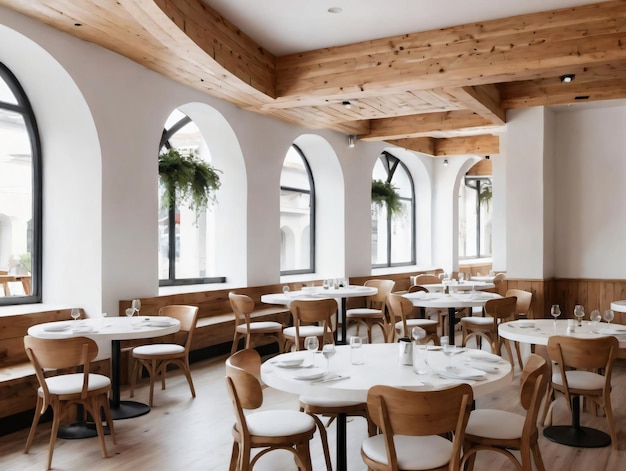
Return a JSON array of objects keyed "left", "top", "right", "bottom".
[
  {"left": 328, "top": 7, "right": 342, "bottom": 14},
  {"left": 342, "top": 100, "right": 352, "bottom": 109},
  {"left": 560, "top": 74, "right": 575, "bottom": 83}
]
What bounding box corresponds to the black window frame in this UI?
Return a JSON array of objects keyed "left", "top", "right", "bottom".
[
  {"left": 280, "top": 144, "right": 316, "bottom": 276},
  {"left": 0, "top": 62, "right": 42, "bottom": 305},
  {"left": 459, "top": 175, "right": 493, "bottom": 260},
  {"left": 371, "top": 151, "right": 416, "bottom": 269}
]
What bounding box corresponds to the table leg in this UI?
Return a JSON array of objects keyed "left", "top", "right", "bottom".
[
  {"left": 338, "top": 298, "right": 348, "bottom": 345},
  {"left": 543, "top": 395, "right": 611, "bottom": 447},
  {"left": 448, "top": 307, "right": 456, "bottom": 345},
  {"left": 109, "top": 339, "right": 150, "bottom": 420},
  {"left": 336, "top": 412, "right": 347, "bottom": 471}
]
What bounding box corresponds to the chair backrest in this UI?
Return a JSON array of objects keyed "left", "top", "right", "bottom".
[
  {"left": 386, "top": 293, "right": 415, "bottom": 335},
  {"left": 505, "top": 289, "right": 533, "bottom": 318},
  {"left": 364, "top": 279, "right": 395, "bottom": 307},
  {"left": 484, "top": 296, "right": 517, "bottom": 322},
  {"left": 408, "top": 285, "right": 428, "bottom": 293},
  {"left": 413, "top": 274, "right": 440, "bottom": 285},
  {"left": 24, "top": 335, "right": 99, "bottom": 398},
  {"left": 159, "top": 305, "right": 199, "bottom": 351},
  {"left": 225, "top": 349, "right": 264, "bottom": 411},
  {"left": 290, "top": 298, "right": 337, "bottom": 345},
  {"left": 492, "top": 273, "right": 506, "bottom": 284},
  {"left": 519, "top": 353, "right": 549, "bottom": 437},
  {"left": 229, "top": 292, "right": 255, "bottom": 328},
  {"left": 547, "top": 335, "right": 619, "bottom": 373},
  {"left": 367, "top": 383, "right": 473, "bottom": 470}
]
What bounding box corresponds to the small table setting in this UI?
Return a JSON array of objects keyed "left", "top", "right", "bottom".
[
  {"left": 261, "top": 282, "right": 378, "bottom": 344},
  {"left": 261, "top": 342, "right": 512, "bottom": 471}
]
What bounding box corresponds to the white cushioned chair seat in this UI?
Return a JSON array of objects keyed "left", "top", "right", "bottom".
[
  {"left": 299, "top": 396, "right": 363, "bottom": 408},
  {"left": 245, "top": 410, "right": 315, "bottom": 436},
  {"left": 43, "top": 373, "right": 110, "bottom": 395},
  {"left": 346, "top": 308, "right": 383, "bottom": 318},
  {"left": 461, "top": 316, "right": 495, "bottom": 326},
  {"left": 283, "top": 325, "right": 325, "bottom": 337},
  {"left": 236, "top": 321, "right": 282, "bottom": 333},
  {"left": 133, "top": 344, "right": 184, "bottom": 356},
  {"left": 362, "top": 434, "right": 452, "bottom": 470},
  {"left": 552, "top": 370, "right": 606, "bottom": 390},
  {"left": 465, "top": 409, "right": 524, "bottom": 440}
]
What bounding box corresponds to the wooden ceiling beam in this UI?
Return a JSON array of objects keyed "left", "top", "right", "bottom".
[
  {"left": 361, "top": 110, "right": 496, "bottom": 141},
  {"left": 388, "top": 138, "right": 436, "bottom": 156},
  {"left": 441, "top": 85, "right": 506, "bottom": 125},
  {"left": 275, "top": 1, "right": 626, "bottom": 105},
  {"left": 434, "top": 135, "right": 499, "bottom": 157}
]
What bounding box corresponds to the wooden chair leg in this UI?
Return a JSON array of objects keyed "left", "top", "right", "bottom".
[
  {"left": 24, "top": 395, "right": 43, "bottom": 453},
  {"left": 228, "top": 440, "right": 240, "bottom": 471},
  {"left": 531, "top": 441, "right": 546, "bottom": 471}
]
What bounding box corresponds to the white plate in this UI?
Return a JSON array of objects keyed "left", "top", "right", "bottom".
[
  {"left": 43, "top": 323, "right": 71, "bottom": 332},
  {"left": 147, "top": 321, "right": 175, "bottom": 327},
  {"left": 292, "top": 368, "right": 326, "bottom": 381},
  {"left": 277, "top": 356, "right": 305, "bottom": 367},
  {"left": 466, "top": 350, "right": 502, "bottom": 363},
  {"left": 467, "top": 361, "right": 500, "bottom": 374},
  {"left": 437, "top": 366, "right": 486, "bottom": 380},
  {"left": 515, "top": 320, "right": 536, "bottom": 328}
]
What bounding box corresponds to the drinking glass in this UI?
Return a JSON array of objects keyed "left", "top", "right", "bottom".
[
  {"left": 322, "top": 279, "right": 330, "bottom": 290},
  {"left": 590, "top": 309, "right": 601, "bottom": 330},
  {"left": 322, "top": 341, "right": 336, "bottom": 371},
  {"left": 412, "top": 327, "right": 426, "bottom": 344},
  {"left": 443, "top": 343, "right": 456, "bottom": 367},
  {"left": 282, "top": 285, "right": 290, "bottom": 294},
  {"left": 304, "top": 336, "right": 319, "bottom": 365},
  {"left": 458, "top": 273, "right": 465, "bottom": 282},
  {"left": 550, "top": 304, "right": 561, "bottom": 327},
  {"left": 131, "top": 299, "right": 141, "bottom": 315},
  {"left": 125, "top": 307, "right": 135, "bottom": 318},
  {"left": 412, "top": 328, "right": 428, "bottom": 374},
  {"left": 70, "top": 308, "right": 81, "bottom": 321},
  {"left": 604, "top": 309, "right": 614, "bottom": 324},
  {"left": 349, "top": 336, "right": 364, "bottom": 365},
  {"left": 573, "top": 305, "right": 585, "bottom": 326}
]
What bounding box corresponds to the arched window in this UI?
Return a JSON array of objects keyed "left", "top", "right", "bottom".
[
  {"left": 158, "top": 109, "right": 224, "bottom": 285},
  {"left": 459, "top": 175, "right": 492, "bottom": 259},
  {"left": 371, "top": 152, "right": 415, "bottom": 267},
  {"left": 280, "top": 144, "right": 315, "bottom": 274},
  {"left": 0, "top": 63, "right": 41, "bottom": 305}
]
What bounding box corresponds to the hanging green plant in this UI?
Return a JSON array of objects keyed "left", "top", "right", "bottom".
[
  {"left": 479, "top": 185, "right": 493, "bottom": 209},
  {"left": 158, "top": 148, "right": 221, "bottom": 218},
  {"left": 371, "top": 179, "right": 403, "bottom": 216}
]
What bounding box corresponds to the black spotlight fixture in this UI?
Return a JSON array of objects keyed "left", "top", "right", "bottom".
[{"left": 560, "top": 74, "right": 575, "bottom": 83}]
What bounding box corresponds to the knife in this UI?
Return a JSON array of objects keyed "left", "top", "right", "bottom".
[{"left": 312, "top": 375, "right": 350, "bottom": 384}]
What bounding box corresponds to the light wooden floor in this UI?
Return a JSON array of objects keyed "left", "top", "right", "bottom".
[{"left": 2, "top": 336, "right": 626, "bottom": 470}]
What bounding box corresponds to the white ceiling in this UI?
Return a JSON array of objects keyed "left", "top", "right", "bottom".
[{"left": 204, "top": 0, "right": 597, "bottom": 56}]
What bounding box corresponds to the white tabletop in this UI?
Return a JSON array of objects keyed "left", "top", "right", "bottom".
[
  {"left": 419, "top": 281, "right": 495, "bottom": 293},
  {"left": 261, "top": 285, "right": 377, "bottom": 307},
  {"left": 402, "top": 291, "right": 501, "bottom": 309},
  {"left": 469, "top": 275, "right": 495, "bottom": 282},
  {"left": 498, "top": 319, "right": 626, "bottom": 348},
  {"left": 610, "top": 300, "right": 626, "bottom": 313},
  {"left": 261, "top": 343, "right": 512, "bottom": 403},
  {"left": 28, "top": 316, "right": 181, "bottom": 360}
]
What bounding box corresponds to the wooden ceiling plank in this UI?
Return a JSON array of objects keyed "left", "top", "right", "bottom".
[
  {"left": 388, "top": 138, "right": 436, "bottom": 156},
  {"left": 441, "top": 85, "right": 506, "bottom": 125},
  {"left": 434, "top": 135, "right": 500, "bottom": 156}
]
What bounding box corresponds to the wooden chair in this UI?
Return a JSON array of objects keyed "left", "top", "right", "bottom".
[
  {"left": 505, "top": 288, "right": 533, "bottom": 368},
  {"left": 283, "top": 298, "right": 337, "bottom": 351},
  {"left": 386, "top": 292, "right": 439, "bottom": 345},
  {"left": 486, "top": 272, "right": 506, "bottom": 293},
  {"left": 460, "top": 296, "right": 518, "bottom": 367},
  {"left": 361, "top": 383, "right": 473, "bottom": 471},
  {"left": 408, "top": 284, "right": 448, "bottom": 338},
  {"left": 229, "top": 292, "right": 284, "bottom": 355},
  {"left": 541, "top": 335, "right": 619, "bottom": 449},
  {"left": 412, "top": 274, "right": 441, "bottom": 286},
  {"left": 24, "top": 335, "right": 116, "bottom": 470},
  {"left": 462, "top": 353, "right": 549, "bottom": 471},
  {"left": 345, "top": 279, "right": 395, "bottom": 343},
  {"left": 130, "top": 304, "right": 199, "bottom": 406},
  {"left": 225, "top": 349, "right": 321, "bottom": 470}
]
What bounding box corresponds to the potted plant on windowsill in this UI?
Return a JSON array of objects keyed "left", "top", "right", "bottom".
[
  {"left": 371, "top": 179, "right": 402, "bottom": 216},
  {"left": 158, "top": 148, "right": 222, "bottom": 219}
]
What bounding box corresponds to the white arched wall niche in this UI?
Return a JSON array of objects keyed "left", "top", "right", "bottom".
[
  {"left": 452, "top": 157, "right": 483, "bottom": 272},
  {"left": 384, "top": 147, "right": 434, "bottom": 269},
  {"left": 0, "top": 22, "right": 102, "bottom": 315},
  {"left": 177, "top": 102, "right": 247, "bottom": 286},
  {"left": 292, "top": 134, "right": 344, "bottom": 279}
]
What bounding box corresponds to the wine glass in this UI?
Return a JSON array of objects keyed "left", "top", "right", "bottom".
[
  {"left": 70, "top": 308, "right": 81, "bottom": 321},
  {"left": 131, "top": 299, "right": 141, "bottom": 316},
  {"left": 550, "top": 304, "right": 561, "bottom": 326},
  {"left": 590, "top": 309, "right": 601, "bottom": 331},
  {"left": 282, "top": 285, "right": 290, "bottom": 294},
  {"left": 322, "top": 340, "right": 336, "bottom": 372},
  {"left": 304, "top": 336, "right": 319, "bottom": 365},
  {"left": 573, "top": 305, "right": 585, "bottom": 326},
  {"left": 412, "top": 328, "right": 428, "bottom": 374},
  {"left": 322, "top": 279, "right": 330, "bottom": 290},
  {"left": 604, "top": 309, "right": 614, "bottom": 324},
  {"left": 443, "top": 343, "right": 457, "bottom": 368}
]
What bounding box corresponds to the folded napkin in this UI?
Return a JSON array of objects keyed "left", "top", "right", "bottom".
[
  {"left": 436, "top": 366, "right": 486, "bottom": 381},
  {"left": 466, "top": 361, "right": 500, "bottom": 374}
]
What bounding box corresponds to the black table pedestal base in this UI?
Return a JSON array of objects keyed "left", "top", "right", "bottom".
[
  {"left": 58, "top": 422, "right": 110, "bottom": 439},
  {"left": 110, "top": 400, "right": 150, "bottom": 420},
  {"left": 544, "top": 425, "right": 611, "bottom": 448}
]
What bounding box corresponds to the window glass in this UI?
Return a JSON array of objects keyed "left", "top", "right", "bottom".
[
  {"left": 459, "top": 176, "right": 492, "bottom": 259},
  {"left": 158, "top": 110, "right": 222, "bottom": 285},
  {"left": 0, "top": 63, "right": 40, "bottom": 304},
  {"left": 371, "top": 153, "right": 415, "bottom": 267},
  {"left": 280, "top": 145, "right": 314, "bottom": 274}
]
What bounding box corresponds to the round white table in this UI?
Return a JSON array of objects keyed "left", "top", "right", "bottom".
[
  {"left": 499, "top": 318, "right": 626, "bottom": 448},
  {"left": 418, "top": 281, "right": 495, "bottom": 293},
  {"left": 261, "top": 285, "right": 377, "bottom": 344},
  {"left": 403, "top": 291, "right": 502, "bottom": 345},
  {"left": 28, "top": 316, "right": 180, "bottom": 421},
  {"left": 262, "top": 343, "right": 512, "bottom": 471}
]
